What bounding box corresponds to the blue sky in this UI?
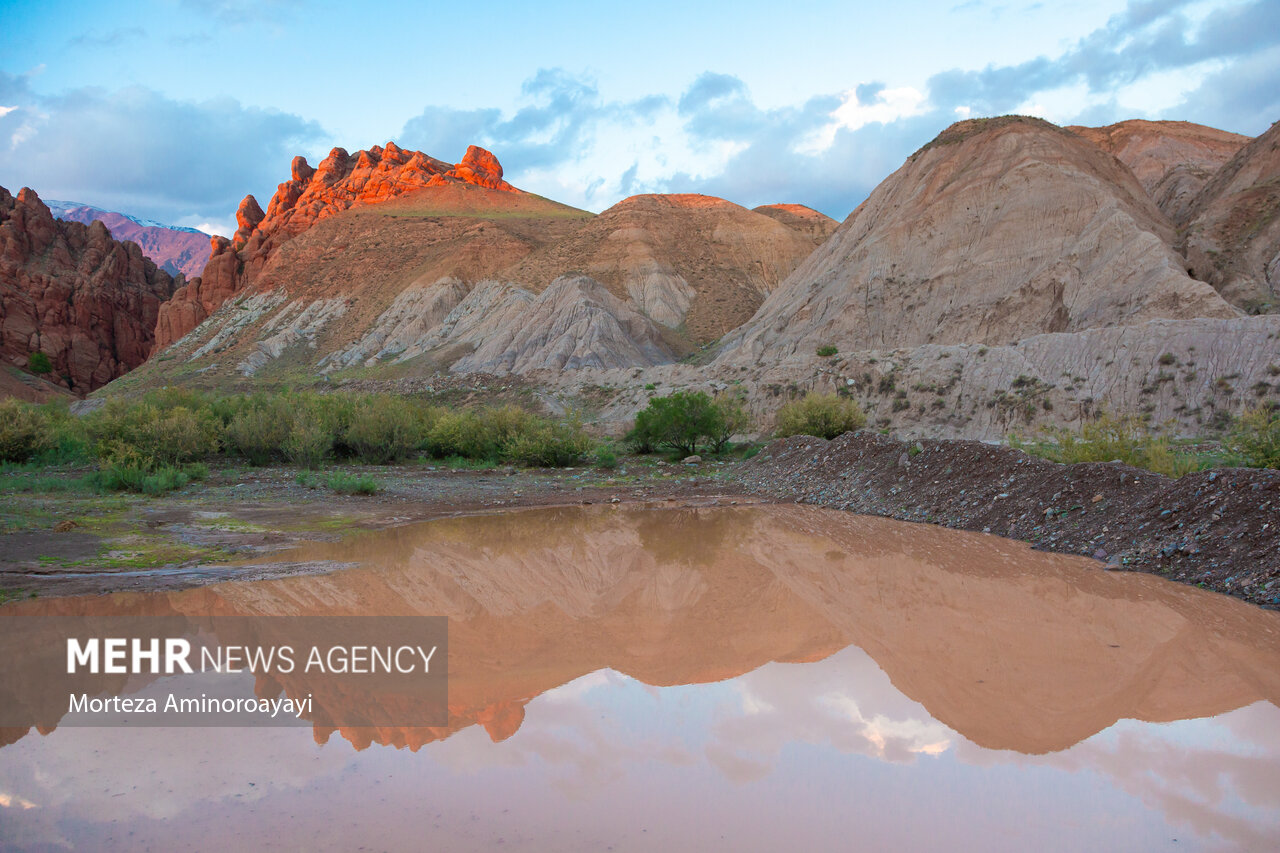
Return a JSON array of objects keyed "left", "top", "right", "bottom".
[{"left": 1, "top": 0, "right": 1277, "bottom": 235}]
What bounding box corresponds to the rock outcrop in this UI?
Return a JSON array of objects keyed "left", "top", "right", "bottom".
[
  {"left": 500, "top": 194, "right": 835, "bottom": 342},
  {"left": 0, "top": 186, "right": 176, "bottom": 393},
  {"left": 716, "top": 116, "right": 1237, "bottom": 366},
  {"left": 154, "top": 143, "right": 521, "bottom": 349},
  {"left": 1179, "top": 120, "right": 1280, "bottom": 312},
  {"left": 45, "top": 200, "right": 213, "bottom": 279},
  {"left": 1068, "top": 120, "right": 1250, "bottom": 222}
]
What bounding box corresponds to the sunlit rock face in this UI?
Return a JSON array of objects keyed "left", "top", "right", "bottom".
[
  {"left": 0, "top": 186, "right": 177, "bottom": 394},
  {"left": 153, "top": 142, "right": 520, "bottom": 349}
]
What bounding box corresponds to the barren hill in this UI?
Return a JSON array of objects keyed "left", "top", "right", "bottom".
[
  {"left": 1180, "top": 120, "right": 1280, "bottom": 313},
  {"left": 715, "top": 116, "right": 1236, "bottom": 367},
  {"left": 498, "top": 194, "right": 835, "bottom": 343},
  {"left": 0, "top": 186, "right": 176, "bottom": 393},
  {"left": 1068, "top": 120, "right": 1250, "bottom": 222},
  {"left": 45, "top": 200, "right": 212, "bottom": 279}
]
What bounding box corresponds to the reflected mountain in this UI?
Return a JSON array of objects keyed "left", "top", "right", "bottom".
[{"left": 2, "top": 504, "right": 1277, "bottom": 754}]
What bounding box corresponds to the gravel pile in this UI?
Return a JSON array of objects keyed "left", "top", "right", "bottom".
[{"left": 737, "top": 432, "right": 1280, "bottom": 607}]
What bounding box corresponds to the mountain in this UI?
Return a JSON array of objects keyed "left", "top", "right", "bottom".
[
  {"left": 154, "top": 142, "right": 529, "bottom": 348},
  {"left": 44, "top": 200, "right": 213, "bottom": 279},
  {"left": 1179, "top": 120, "right": 1280, "bottom": 313},
  {"left": 715, "top": 116, "right": 1236, "bottom": 366},
  {"left": 1068, "top": 120, "right": 1250, "bottom": 223},
  {"left": 0, "top": 186, "right": 177, "bottom": 393},
  {"left": 499, "top": 194, "right": 835, "bottom": 343},
  {"left": 128, "top": 143, "right": 830, "bottom": 388}
]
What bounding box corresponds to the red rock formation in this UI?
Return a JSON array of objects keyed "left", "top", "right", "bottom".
[
  {"left": 154, "top": 143, "right": 519, "bottom": 349},
  {"left": 0, "top": 186, "right": 177, "bottom": 394}
]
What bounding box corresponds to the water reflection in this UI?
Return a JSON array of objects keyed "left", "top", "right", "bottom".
[{"left": 1, "top": 504, "right": 1278, "bottom": 850}]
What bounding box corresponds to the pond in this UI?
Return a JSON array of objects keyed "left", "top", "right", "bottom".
[{"left": 1, "top": 503, "right": 1278, "bottom": 851}]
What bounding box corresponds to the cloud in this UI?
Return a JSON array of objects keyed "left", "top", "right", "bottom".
[
  {"left": 926, "top": 0, "right": 1280, "bottom": 117},
  {"left": 67, "top": 27, "right": 147, "bottom": 49},
  {"left": 0, "top": 75, "right": 325, "bottom": 226}
]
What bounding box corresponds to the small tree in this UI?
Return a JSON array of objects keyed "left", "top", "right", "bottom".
[
  {"left": 627, "top": 390, "right": 741, "bottom": 455},
  {"left": 28, "top": 351, "right": 52, "bottom": 374}
]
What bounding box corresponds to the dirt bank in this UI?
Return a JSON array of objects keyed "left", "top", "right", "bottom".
[{"left": 737, "top": 433, "right": 1280, "bottom": 608}]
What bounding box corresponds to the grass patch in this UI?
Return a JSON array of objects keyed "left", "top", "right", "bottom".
[{"left": 325, "top": 472, "right": 380, "bottom": 496}]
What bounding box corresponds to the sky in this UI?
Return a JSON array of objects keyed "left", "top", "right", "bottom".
[{"left": 1, "top": 0, "right": 1277, "bottom": 236}]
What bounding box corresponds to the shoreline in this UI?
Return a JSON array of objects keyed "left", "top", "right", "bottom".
[{"left": 2, "top": 436, "right": 1278, "bottom": 608}]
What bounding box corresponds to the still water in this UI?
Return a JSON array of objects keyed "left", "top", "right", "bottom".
[{"left": 1, "top": 504, "right": 1278, "bottom": 851}]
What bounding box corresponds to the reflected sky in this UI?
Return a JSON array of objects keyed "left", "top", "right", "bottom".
[{"left": 1, "top": 504, "right": 1277, "bottom": 851}]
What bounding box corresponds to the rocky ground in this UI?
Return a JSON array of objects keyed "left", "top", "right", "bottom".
[
  {"left": 2, "top": 435, "right": 1278, "bottom": 608},
  {"left": 737, "top": 432, "right": 1280, "bottom": 608}
]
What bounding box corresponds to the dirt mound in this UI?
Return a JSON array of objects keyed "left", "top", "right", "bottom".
[
  {"left": 716, "top": 115, "right": 1235, "bottom": 367},
  {"left": 1180, "top": 120, "right": 1280, "bottom": 313},
  {"left": 0, "top": 186, "right": 177, "bottom": 394},
  {"left": 738, "top": 431, "right": 1280, "bottom": 607},
  {"left": 498, "top": 193, "right": 832, "bottom": 343},
  {"left": 1069, "top": 120, "right": 1250, "bottom": 222}
]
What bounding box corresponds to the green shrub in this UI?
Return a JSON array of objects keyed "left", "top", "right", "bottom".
[
  {"left": 504, "top": 416, "right": 595, "bottom": 467},
  {"left": 595, "top": 445, "right": 619, "bottom": 469},
  {"left": 1014, "top": 413, "right": 1204, "bottom": 478},
  {"left": 86, "top": 400, "right": 220, "bottom": 468},
  {"left": 425, "top": 410, "right": 496, "bottom": 460},
  {"left": 774, "top": 393, "right": 866, "bottom": 439},
  {"left": 343, "top": 396, "right": 426, "bottom": 464},
  {"left": 326, "top": 471, "right": 379, "bottom": 495},
  {"left": 226, "top": 396, "right": 294, "bottom": 465},
  {"left": 0, "top": 400, "right": 50, "bottom": 463},
  {"left": 91, "top": 460, "right": 204, "bottom": 494},
  {"left": 816, "top": 345, "right": 838, "bottom": 357},
  {"left": 284, "top": 419, "right": 334, "bottom": 469},
  {"left": 626, "top": 391, "right": 746, "bottom": 455},
  {"left": 1226, "top": 406, "right": 1280, "bottom": 469},
  {"left": 27, "top": 351, "right": 52, "bottom": 374}
]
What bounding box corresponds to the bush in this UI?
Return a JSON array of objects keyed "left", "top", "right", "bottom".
[
  {"left": 425, "top": 409, "right": 495, "bottom": 460},
  {"left": 626, "top": 391, "right": 748, "bottom": 455},
  {"left": 1226, "top": 406, "right": 1280, "bottom": 469},
  {"left": 92, "top": 458, "right": 205, "bottom": 494},
  {"left": 816, "top": 345, "right": 838, "bottom": 358},
  {"left": 774, "top": 393, "right": 866, "bottom": 439},
  {"left": 27, "top": 351, "right": 52, "bottom": 374},
  {"left": 0, "top": 400, "right": 50, "bottom": 463},
  {"left": 86, "top": 399, "right": 220, "bottom": 468},
  {"left": 1014, "top": 413, "right": 1204, "bottom": 478},
  {"left": 595, "top": 445, "right": 619, "bottom": 469},
  {"left": 326, "top": 471, "right": 379, "bottom": 495},
  {"left": 226, "top": 396, "right": 294, "bottom": 465},
  {"left": 284, "top": 419, "right": 335, "bottom": 469},
  {"left": 343, "top": 396, "right": 427, "bottom": 464},
  {"left": 504, "top": 416, "right": 595, "bottom": 467}
]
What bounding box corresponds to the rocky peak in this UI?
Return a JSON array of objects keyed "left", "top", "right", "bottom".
[
  {"left": 154, "top": 143, "right": 523, "bottom": 350},
  {"left": 0, "top": 184, "right": 176, "bottom": 394}
]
